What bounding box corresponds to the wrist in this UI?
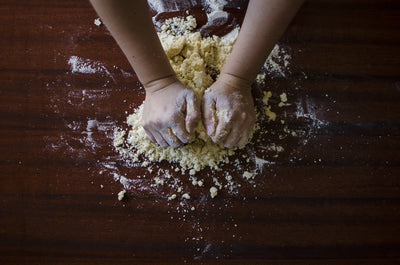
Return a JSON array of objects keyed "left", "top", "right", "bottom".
[
  {"left": 143, "top": 74, "right": 179, "bottom": 94},
  {"left": 217, "top": 72, "right": 253, "bottom": 91}
]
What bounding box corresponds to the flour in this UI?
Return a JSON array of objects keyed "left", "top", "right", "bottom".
[
  {"left": 113, "top": 15, "right": 294, "bottom": 199},
  {"left": 256, "top": 44, "right": 291, "bottom": 82},
  {"left": 114, "top": 16, "right": 239, "bottom": 174},
  {"left": 68, "top": 56, "right": 108, "bottom": 74}
]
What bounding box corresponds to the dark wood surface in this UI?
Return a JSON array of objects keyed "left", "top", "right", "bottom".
[{"left": 1, "top": 0, "right": 400, "bottom": 264}]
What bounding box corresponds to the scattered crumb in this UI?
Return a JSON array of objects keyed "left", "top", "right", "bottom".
[
  {"left": 182, "top": 193, "right": 191, "bottom": 199},
  {"left": 154, "top": 177, "right": 164, "bottom": 185},
  {"left": 262, "top": 91, "right": 272, "bottom": 105},
  {"left": 264, "top": 106, "right": 276, "bottom": 121},
  {"left": 118, "top": 190, "right": 126, "bottom": 201},
  {"left": 94, "top": 18, "right": 102, "bottom": 26},
  {"left": 210, "top": 186, "right": 218, "bottom": 198},
  {"left": 243, "top": 171, "right": 257, "bottom": 180},
  {"left": 280, "top": 93, "right": 288, "bottom": 102},
  {"left": 168, "top": 194, "right": 177, "bottom": 200}
]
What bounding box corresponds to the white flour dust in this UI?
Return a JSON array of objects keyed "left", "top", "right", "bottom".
[
  {"left": 295, "top": 98, "right": 330, "bottom": 132},
  {"left": 111, "top": 15, "right": 298, "bottom": 204},
  {"left": 67, "top": 55, "right": 133, "bottom": 82},
  {"left": 68, "top": 56, "right": 109, "bottom": 74},
  {"left": 51, "top": 5, "right": 323, "bottom": 205},
  {"left": 44, "top": 3, "right": 330, "bottom": 256}
]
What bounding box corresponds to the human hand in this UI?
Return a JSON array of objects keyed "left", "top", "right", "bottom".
[
  {"left": 141, "top": 78, "right": 201, "bottom": 148},
  {"left": 203, "top": 73, "right": 255, "bottom": 148}
]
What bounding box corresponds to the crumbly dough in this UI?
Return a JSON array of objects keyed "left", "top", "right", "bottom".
[
  {"left": 117, "top": 190, "right": 126, "bottom": 201},
  {"left": 209, "top": 186, "right": 218, "bottom": 198},
  {"left": 181, "top": 193, "right": 191, "bottom": 199},
  {"left": 114, "top": 16, "right": 239, "bottom": 173},
  {"left": 114, "top": 16, "right": 290, "bottom": 176},
  {"left": 243, "top": 171, "right": 257, "bottom": 180}
]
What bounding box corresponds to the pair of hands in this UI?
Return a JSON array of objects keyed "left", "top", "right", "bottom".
[{"left": 141, "top": 74, "right": 255, "bottom": 149}]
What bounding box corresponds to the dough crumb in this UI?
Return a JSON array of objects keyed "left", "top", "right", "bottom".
[
  {"left": 210, "top": 186, "right": 218, "bottom": 198},
  {"left": 182, "top": 193, "right": 191, "bottom": 200},
  {"left": 94, "top": 18, "right": 102, "bottom": 26},
  {"left": 154, "top": 177, "right": 164, "bottom": 186},
  {"left": 262, "top": 91, "right": 272, "bottom": 105},
  {"left": 243, "top": 171, "right": 257, "bottom": 180},
  {"left": 264, "top": 106, "right": 276, "bottom": 121},
  {"left": 118, "top": 190, "right": 126, "bottom": 201},
  {"left": 280, "top": 92, "right": 288, "bottom": 102},
  {"left": 168, "top": 194, "right": 177, "bottom": 201}
]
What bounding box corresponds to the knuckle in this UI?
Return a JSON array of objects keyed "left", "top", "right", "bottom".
[
  {"left": 224, "top": 142, "right": 234, "bottom": 148},
  {"left": 159, "top": 141, "right": 168, "bottom": 148},
  {"left": 171, "top": 141, "right": 182, "bottom": 148},
  {"left": 141, "top": 121, "right": 150, "bottom": 130},
  {"left": 240, "top": 112, "right": 247, "bottom": 120}
]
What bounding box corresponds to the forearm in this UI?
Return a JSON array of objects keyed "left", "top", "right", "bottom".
[
  {"left": 221, "top": 0, "right": 304, "bottom": 82},
  {"left": 89, "top": 0, "right": 176, "bottom": 91}
]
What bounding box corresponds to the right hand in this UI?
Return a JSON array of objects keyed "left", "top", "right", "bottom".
[
  {"left": 141, "top": 78, "right": 201, "bottom": 148},
  {"left": 203, "top": 73, "right": 255, "bottom": 148}
]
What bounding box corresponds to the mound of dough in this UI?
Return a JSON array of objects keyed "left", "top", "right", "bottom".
[{"left": 114, "top": 16, "right": 239, "bottom": 174}]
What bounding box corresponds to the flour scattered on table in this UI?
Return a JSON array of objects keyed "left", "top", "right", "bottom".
[{"left": 68, "top": 56, "right": 110, "bottom": 75}]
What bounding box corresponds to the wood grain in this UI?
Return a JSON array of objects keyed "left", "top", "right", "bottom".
[{"left": 1, "top": 0, "right": 399, "bottom": 264}]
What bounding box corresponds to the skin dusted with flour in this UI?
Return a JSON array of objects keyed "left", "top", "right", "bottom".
[{"left": 90, "top": 0, "right": 304, "bottom": 148}]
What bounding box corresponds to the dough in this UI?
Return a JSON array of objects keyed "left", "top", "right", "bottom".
[
  {"left": 113, "top": 16, "right": 290, "bottom": 176},
  {"left": 114, "top": 16, "right": 239, "bottom": 174}
]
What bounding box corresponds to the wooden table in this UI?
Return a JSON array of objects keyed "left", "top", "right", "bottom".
[{"left": 1, "top": 0, "right": 399, "bottom": 264}]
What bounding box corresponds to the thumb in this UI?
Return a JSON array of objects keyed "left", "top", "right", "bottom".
[
  {"left": 185, "top": 93, "right": 201, "bottom": 133},
  {"left": 203, "top": 94, "right": 217, "bottom": 136}
]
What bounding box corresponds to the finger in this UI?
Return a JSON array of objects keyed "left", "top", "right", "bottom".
[
  {"left": 152, "top": 131, "right": 169, "bottom": 148},
  {"left": 172, "top": 122, "right": 191, "bottom": 144},
  {"left": 238, "top": 117, "right": 255, "bottom": 148},
  {"left": 238, "top": 113, "right": 255, "bottom": 148},
  {"left": 203, "top": 95, "right": 217, "bottom": 136},
  {"left": 223, "top": 111, "right": 250, "bottom": 148},
  {"left": 185, "top": 93, "right": 201, "bottom": 134},
  {"left": 212, "top": 124, "right": 231, "bottom": 145},
  {"left": 223, "top": 127, "right": 242, "bottom": 148},
  {"left": 162, "top": 128, "right": 182, "bottom": 148},
  {"left": 143, "top": 127, "right": 156, "bottom": 143},
  {"left": 237, "top": 131, "right": 250, "bottom": 148}
]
